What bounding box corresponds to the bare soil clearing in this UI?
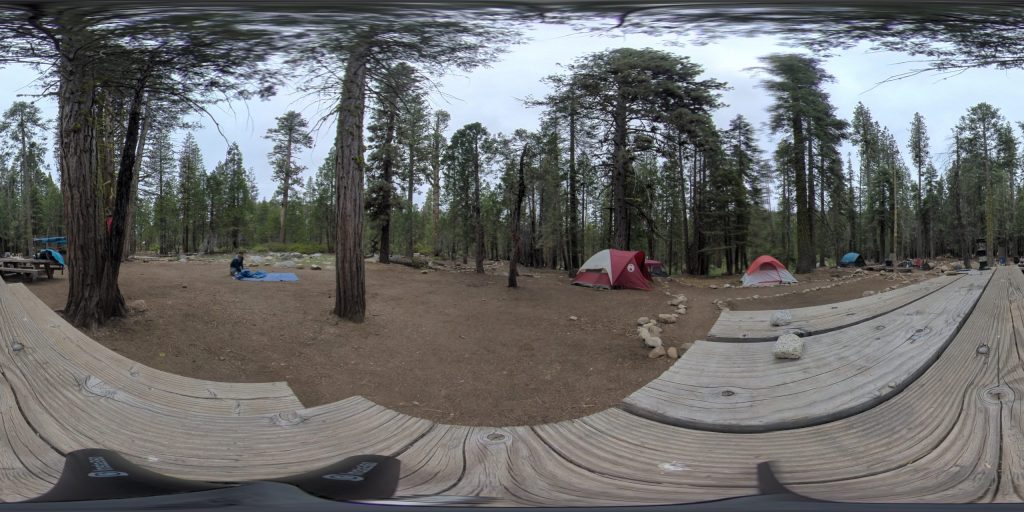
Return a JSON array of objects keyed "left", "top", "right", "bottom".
[{"left": 20, "top": 258, "right": 926, "bottom": 425}]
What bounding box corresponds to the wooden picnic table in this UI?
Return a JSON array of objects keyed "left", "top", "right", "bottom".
[{"left": 0, "top": 257, "right": 62, "bottom": 281}]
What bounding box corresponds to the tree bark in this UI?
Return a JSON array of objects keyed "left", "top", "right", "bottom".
[
  {"left": 334, "top": 41, "right": 369, "bottom": 322},
  {"left": 567, "top": 107, "right": 580, "bottom": 271},
  {"left": 123, "top": 104, "right": 148, "bottom": 260},
  {"left": 379, "top": 109, "right": 395, "bottom": 264},
  {"left": 611, "top": 102, "right": 629, "bottom": 249},
  {"left": 406, "top": 138, "right": 415, "bottom": 260},
  {"left": 58, "top": 21, "right": 106, "bottom": 328},
  {"left": 509, "top": 144, "right": 528, "bottom": 287},
  {"left": 473, "top": 136, "right": 484, "bottom": 273},
  {"left": 18, "top": 112, "right": 31, "bottom": 256},
  {"left": 793, "top": 114, "right": 813, "bottom": 274}
]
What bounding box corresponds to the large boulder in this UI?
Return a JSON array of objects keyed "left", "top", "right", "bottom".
[
  {"left": 273, "top": 260, "right": 297, "bottom": 269},
  {"left": 773, "top": 334, "right": 803, "bottom": 360}
]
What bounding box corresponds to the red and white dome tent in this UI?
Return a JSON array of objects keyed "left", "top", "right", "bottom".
[
  {"left": 741, "top": 255, "right": 798, "bottom": 287},
  {"left": 572, "top": 249, "right": 653, "bottom": 290}
]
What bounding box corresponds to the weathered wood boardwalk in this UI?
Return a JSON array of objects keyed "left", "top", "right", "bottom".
[
  {"left": 0, "top": 268, "right": 1019, "bottom": 505},
  {"left": 622, "top": 271, "right": 989, "bottom": 432},
  {"left": 707, "top": 273, "right": 961, "bottom": 341}
]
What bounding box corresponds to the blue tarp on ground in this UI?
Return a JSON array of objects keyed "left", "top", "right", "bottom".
[
  {"left": 235, "top": 272, "right": 298, "bottom": 282},
  {"left": 839, "top": 252, "right": 866, "bottom": 267}
]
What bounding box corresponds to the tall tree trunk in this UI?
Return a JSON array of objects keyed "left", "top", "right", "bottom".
[
  {"left": 406, "top": 140, "right": 415, "bottom": 260},
  {"left": 954, "top": 133, "right": 969, "bottom": 268},
  {"left": 509, "top": 144, "right": 528, "bottom": 287},
  {"left": 334, "top": 41, "right": 369, "bottom": 322},
  {"left": 58, "top": 21, "right": 106, "bottom": 328},
  {"left": 18, "top": 113, "right": 31, "bottom": 256},
  {"left": 807, "top": 139, "right": 816, "bottom": 269},
  {"left": 473, "top": 137, "right": 484, "bottom": 273},
  {"left": 123, "top": 105, "right": 148, "bottom": 260},
  {"left": 611, "top": 103, "right": 628, "bottom": 249},
  {"left": 818, "top": 152, "right": 826, "bottom": 268},
  {"left": 793, "top": 114, "right": 813, "bottom": 274},
  {"left": 678, "top": 138, "right": 690, "bottom": 274},
  {"left": 379, "top": 110, "right": 395, "bottom": 264},
  {"left": 567, "top": 107, "right": 580, "bottom": 271}
]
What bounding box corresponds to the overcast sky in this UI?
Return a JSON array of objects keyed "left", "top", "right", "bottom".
[{"left": 2, "top": 21, "right": 1022, "bottom": 202}]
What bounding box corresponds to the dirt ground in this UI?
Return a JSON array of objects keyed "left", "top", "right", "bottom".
[{"left": 19, "top": 258, "right": 930, "bottom": 426}]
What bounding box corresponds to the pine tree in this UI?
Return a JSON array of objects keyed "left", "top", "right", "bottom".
[
  {"left": 444, "top": 122, "right": 491, "bottom": 273},
  {"left": 756, "top": 53, "right": 839, "bottom": 273},
  {"left": 265, "top": 111, "right": 313, "bottom": 245},
  {"left": 0, "top": 101, "right": 48, "bottom": 256}
]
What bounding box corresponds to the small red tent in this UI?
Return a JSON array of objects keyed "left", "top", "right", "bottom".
[
  {"left": 741, "top": 255, "right": 798, "bottom": 287},
  {"left": 573, "top": 249, "right": 652, "bottom": 290}
]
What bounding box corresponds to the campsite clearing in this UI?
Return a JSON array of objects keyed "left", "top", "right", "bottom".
[{"left": 23, "top": 257, "right": 920, "bottom": 425}]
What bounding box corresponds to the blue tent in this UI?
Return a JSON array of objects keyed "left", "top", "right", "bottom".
[{"left": 839, "top": 252, "right": 865, "bottom": 267}]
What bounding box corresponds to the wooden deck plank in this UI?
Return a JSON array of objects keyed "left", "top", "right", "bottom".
[
  {"left": 707, "top": 274, "right": 961, "bottom": 341},
  {"left": 1, "top": 268, "right": 1022, "bottom": 505},
  {"left": 6, "top": 284, "right": 303, "bottom": 414},
  {"left": 0, "top": 374, "right": 64, "bottom": 503},
  {"left": 523, "top": 268, "right": 1012, "bottom": 505},
  {"left": 396, "top": 424, "right": 753, "bottom": 506},
  {"left": 0, "top": 286, "right": 432, "bottom": 484},
  {"left": 623, "top": 272, "right": 989, "bottom": 432},
  {"left": 995, "top": 268, "right": 1024, "bottom": 502}
]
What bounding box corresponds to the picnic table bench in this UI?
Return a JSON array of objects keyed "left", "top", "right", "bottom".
[{"left": 0, "top": 257, "right": 62, "bottom": 281}]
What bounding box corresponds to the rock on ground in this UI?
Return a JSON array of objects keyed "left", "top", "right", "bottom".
[
  {"left": 644, "top": 336, "right": 663, "bottom": 348},
  {"left": 773, "top": 333, "right": 803, "bottom": 360},
  {"left": 568, "top": 315, "right": 578, "bottom": 321},
  {"left": 420, "top": 269, "right": 429, "bottom": 274},
  {"left": 675, "top": 307, "right": 687, "bottom": 315},
  {"left": 657, "top": 314, "right": 678, "bottom": 324},
  {"left": 295, "top": 264, "right": 305, "bottom": 269},
  {"left": 769, "top": 310, "right": 793, "bottom": 327},
  {"left": 648, "top": 346, "right": 666, "bottom": 358},
  {"left": 668, "top": 295, "right": 688, "bottom": 306},
  {"left": 127, "top": 299, "right": 148, "bottom": 313},
  {"left": 862, "top": 290, "right": 876, "bottom": 297},
  {"left": 273, "top": 260, "right": 297, "bottom": 268},
  {"left": 709, "top": 284, "right": 718, "bottom": 289},
  {"left": 637, "top": 317, "right": 650, "bottom": 326},
  {"left": 667, "top": 347, "right": 679, "bottom": 359},
  {"left": 311, "top": 265, "right": 322, "bottom": 270}
]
